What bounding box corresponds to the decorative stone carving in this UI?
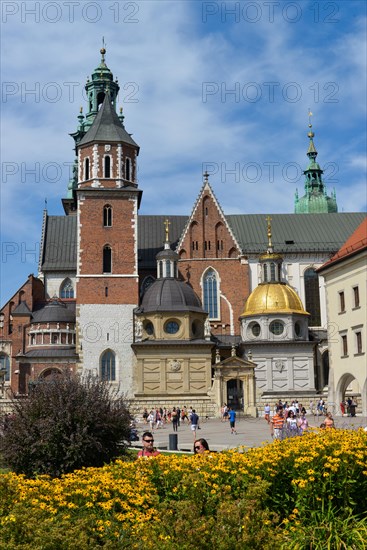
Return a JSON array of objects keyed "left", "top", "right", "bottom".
[
  {"left": 135, "top": 319, "right": 143, "bottom": 341},
  {"left": 169, "top": 359, "right": 181, "bottom": 372},
  {"left": 275, "top": 360, "right": 284, "bottom": 373}
]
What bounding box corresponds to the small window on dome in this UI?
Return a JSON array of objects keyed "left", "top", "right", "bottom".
[
  {"left": 251, "top": 322, "right": 261, "bottom": 337},
  {"left": 295, "top": 321, "right": 302, "bottom": 337},
  {"left": 144, "top": 321, "right": 154, "bottom": 336},
  {"left": 269, "top": 320, "right": 284, "bottom": 335},
  {"left": 192, "top": 320, "right": 201, "bottom": 337},
  {"left": 164, "top": 320, "right": 180, "bottom": 334}
]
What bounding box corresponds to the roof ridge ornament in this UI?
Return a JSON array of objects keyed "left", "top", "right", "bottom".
[
  {"left": 164, "top": 218, "right": 171, "bottom": 247},
  {"left": 266, "top": 215, "right": 273, "bottom": 251},
  {"left": 100, "top": 37, "right": 106, "bottom": 64}
]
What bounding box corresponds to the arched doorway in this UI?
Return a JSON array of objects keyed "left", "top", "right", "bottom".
[
  {"left": 336, "top": 373, "right": 362, "bottom": 415},
  {"left": 226, "top": 379, "right": 243, "bottom": 410}
]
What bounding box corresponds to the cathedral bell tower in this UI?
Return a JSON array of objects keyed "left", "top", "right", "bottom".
[
  {"left": 75, "top": 47, "right": 141, "bottom": 393},
  {"left": 295, "top": 113, "right": 338, "bottom": 213}
]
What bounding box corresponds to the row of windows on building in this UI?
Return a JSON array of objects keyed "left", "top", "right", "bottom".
[
  {"left": 57, "top": 266, "right": 321, "bottom": 326},
  {"left": 0, "top": 350, "right": 115, "bottom": 383},
  {"left": 192, "top": 240, "right": 225, "bottom": 251},
  {"left": 29, "top": 331, "right": 75, "bottom": 346},
  {"left": 341, "top": 330, "right": 363, "bottom": 357},
  {"left": 84, "top": 156, "right": 132, "bottom": 181},
  {"left": 338, "top": 286, "right": 360, "bottom": 313}
]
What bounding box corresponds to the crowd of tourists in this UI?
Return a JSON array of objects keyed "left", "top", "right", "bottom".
[
  {"left": 141, "top": 406, "right": 202, "bottom": 437},
  {"left": 267, "top": 399, "right": 336, "bottom": 440}
]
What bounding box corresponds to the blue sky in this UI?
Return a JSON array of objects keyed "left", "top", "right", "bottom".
[{"left": 1, "top": 0, "right": 366, "bottom": 304}]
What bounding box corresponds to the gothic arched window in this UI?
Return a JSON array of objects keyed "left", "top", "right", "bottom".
[
  {"left": 104, "top": 156, "right": 111, "bottom": 178},
  {"left": 0, "top": 353, "right": 10, "bottom": 382},
  {"left": 103, "top": 245, "right": 112, "bottom": 273},
  {"left": 103, "top": 205, "right": 112, "bottom": 227},
  {"left": 203, "top": 269, "right": 219, "bottom": 319},
  {"left": 60, "top": 278, "right": 74, "bottom": 299},
  {"left": 304, "top": 268, "right": 321, "bottom": 326},
  {"left": 100, "top": 350, "right": 116, "bottom": 381}
]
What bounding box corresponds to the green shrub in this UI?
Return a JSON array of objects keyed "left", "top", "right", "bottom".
[{"left": 0, "top": 371, "right": 132, "bottom": 477}]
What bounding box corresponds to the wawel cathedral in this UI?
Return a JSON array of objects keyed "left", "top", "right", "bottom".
[{"left": 1, "top": 49, "right": 365, "bottom": 416}]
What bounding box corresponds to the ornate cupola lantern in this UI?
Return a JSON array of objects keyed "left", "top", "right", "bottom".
[{"left": 155, "top": 219, "right": 179, "bottom": 279}]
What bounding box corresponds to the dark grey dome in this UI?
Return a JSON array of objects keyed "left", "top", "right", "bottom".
[
  {"left": 32, "top": 301, "right": 75, "bottom": 323},
  {"left": 140, "top": 279, "right": 205, "bottom": 313},
  {"left": 156, "top": 248, "right": 179, "bottom": 261}
]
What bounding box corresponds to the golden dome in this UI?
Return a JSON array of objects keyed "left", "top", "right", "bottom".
[{"left": 242, "top": 283, "right": 309, "bottom": 316}]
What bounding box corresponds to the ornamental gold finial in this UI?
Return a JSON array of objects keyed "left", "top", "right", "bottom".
[
  {"left": 100, "top": 37, "right": 106, "bottom": 61},
  {"left": 164, "top": 219, "right": 171, "bottom": 242},
  {"left": 79, "top": 106, "right": 83, "bottom": 114},
  {"left": 308, "top": 109, "right": 314, "bottom": 138},
  {"left": 266, "top": 215, "right": 272, "bottom": 249}
]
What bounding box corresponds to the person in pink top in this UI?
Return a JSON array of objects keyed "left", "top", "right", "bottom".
[{"left": 137, "top": 432, "right": 160, "bottom": 458}]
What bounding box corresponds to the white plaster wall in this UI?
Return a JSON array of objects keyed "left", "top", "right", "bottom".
[
  {"left": 247, "top": 344, "right": 315, "bottom": 394},
  {"left": 44, "top": 273, "right": 76, "bottom": 299},
  {"left": 78, "top": 304, "right": 135, "bottom": 396},
  {"left": 320, "top": 251, "right": 367, "bottom": 415}
]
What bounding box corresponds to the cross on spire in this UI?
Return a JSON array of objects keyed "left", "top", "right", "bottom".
[
  {"left": 266, "top": 215, "right": 273, "bottom": 249},
  {"left": 203, "top": 170, "right": 209, "bottom": 183},
  {"left": 164, "top": 218, "right": 171, "bottom": 242}
]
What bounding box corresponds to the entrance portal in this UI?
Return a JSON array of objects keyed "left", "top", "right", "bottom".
[{"left": 227, "top": 379, "right": 243, "bottom": 410}]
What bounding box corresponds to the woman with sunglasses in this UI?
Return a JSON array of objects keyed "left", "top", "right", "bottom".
[
  {"left": 193, "top": 438, "right": 210, "bottom": 454},
  {"left": 137, "top": 432, "right": 160, "bottom": 458}
]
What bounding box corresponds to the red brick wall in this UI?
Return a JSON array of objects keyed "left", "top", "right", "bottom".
[
  {"left": 77, "top": 277, "right": 138, "bottom": 304},
  {"left": 177, "top": 259, "right": 249, "bottom": 336},
  {"left": 79, "top": 143, "right": 137, "bottom": 185},
  {"left": 178, "top": 190, "right": 250, "bottom": 335},
  {"left": 77, "top": 193, "right": 138, "bottom": 304}
]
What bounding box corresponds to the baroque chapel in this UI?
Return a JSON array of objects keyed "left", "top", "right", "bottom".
[{"left": 0, "top": 49, "right": 365, "bottom": 416}]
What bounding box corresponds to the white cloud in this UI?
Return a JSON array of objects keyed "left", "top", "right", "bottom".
[{"left": 1, "top": 0, "right": 366, "bottom": 302}]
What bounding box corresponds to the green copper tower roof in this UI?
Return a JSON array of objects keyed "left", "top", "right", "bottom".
[{"left": 295, "top": 116, "right": 338, "bottom": 214}]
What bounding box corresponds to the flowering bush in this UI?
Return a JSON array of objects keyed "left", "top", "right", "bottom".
[
  {"left": 1, "top": 372, "right": 132, "bottom": 478},
  {"left": 0, "top": 429, "right": 366, "bottom": 549}
]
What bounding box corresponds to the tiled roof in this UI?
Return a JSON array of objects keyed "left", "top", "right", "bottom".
[
  {"left": 12, "top": 302, "right": 32, "bottom": 316},
  {"left": 41, "top": 215, "right": 77, "bottom": 271},
  {"left": 318, "top": 216, "right": 367, "bottom": 271},
  {"left": 40, "top": 212, "right": 366, "bottom": 272},
  {"left": 79, "top": 94, "right": 139, "bottom": 148},
  {"left": 226, "top": 213, "right": 366, "bottom": 254},
  {"left": 32, "top": 300, "right": 76, "bottom": 323},
  {"left": 138, "top": 216, "right": 187, "bottom": 267}
]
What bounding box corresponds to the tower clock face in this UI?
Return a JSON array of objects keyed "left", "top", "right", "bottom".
[{"left": 165, "top": 321, "right": 179, "bottom": 334}]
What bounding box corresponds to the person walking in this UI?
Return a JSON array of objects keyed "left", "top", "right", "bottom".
[
  {"left": 171, "top": 407, "right": 179, "bottom": 432},
  {"left": 264, "top": 403, "right": 271, "bottom": 423},
  {"left": 190, "top": 409, "right": 199, "bottom": 439},
  {"left": 270, "top": 408, "right": 285, "bottom": 440},
  {"left": 228, "top": 407, "right": 237, "bottom": 434}
]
